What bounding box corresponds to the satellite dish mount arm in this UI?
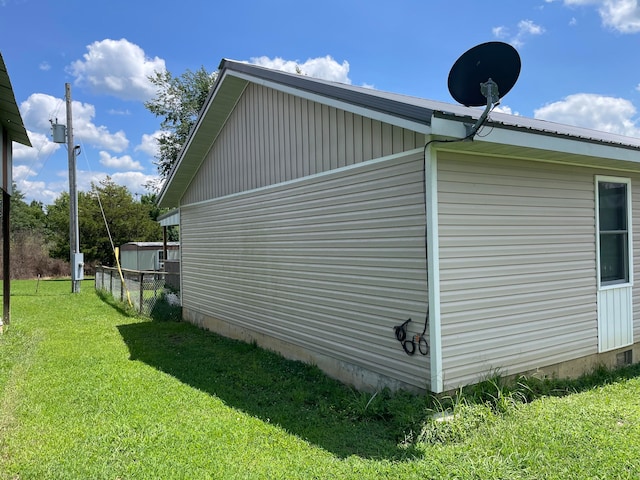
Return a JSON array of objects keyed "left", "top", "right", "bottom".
[{"left": 465, "top": 78, "right": 499, "bottom": 139}]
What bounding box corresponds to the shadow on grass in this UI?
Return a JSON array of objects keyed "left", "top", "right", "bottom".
[{"left": 117, "top": 319, "right": 425, "bottom": 460}]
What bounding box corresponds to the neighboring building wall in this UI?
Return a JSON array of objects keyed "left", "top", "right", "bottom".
[
  {"left": 437, "top": 152, "right": 600, "bottom": 389},
  {"left": 182, "top": 83, "right": 423, "bottom": 204},
  {"left": 120, "top": 245, "right": 180, "bottom": 271},
  {"left": 181, "top": 150, "right": 429, "bottom": 391}
]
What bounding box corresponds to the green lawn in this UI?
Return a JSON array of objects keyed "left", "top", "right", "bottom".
[{"left": 1, "top": 278, "right": 639, "bottom": 479}]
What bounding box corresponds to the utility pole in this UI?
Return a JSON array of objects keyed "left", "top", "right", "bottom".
[{"left": 56, "top": 84, "right": 83, "bottom": 293}]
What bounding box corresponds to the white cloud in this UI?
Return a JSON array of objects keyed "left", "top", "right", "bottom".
[
  {"left": 492, "top": 26, "right": 510, "bottom": 39},
  {"left": 249, "top": 55, "right": 351, "bottom": 84},
  {"left": 493, "top": 19, "right": 546, "bottom": 47},
  {"left": 39, "top": 61, "right": 51, "bottom": 71},
  {"left": 12, "top": 130, "right": 60, "bottom": 162},
  {"left": 20, "top": 93, "right": 128, "bottom": 153},
  {"left": 73, "top": 103, "right": 129, "bottom": 152},
  {"left": 11, "top": 131, "right": 61, "bottom": 203},
  {"left": 493, "top": 105, "right": 519, "bottom": 115},
  {"left": 599, "top": 0, "right": 640, "bottom": 32},
  {"left": 68, "top": 38, "right": 166, "bottom": 101},
  {"left": 12, "top": 165, "right": 60, "bottom": 205},
  {"left": 69, "top": 170, "right": 159, "bottom": 197},
  {"left": 20, "top": 93, "right": 65, "bottom": 132},
  {"left": 12, "top": 164, "right": 37, "bottom": 184},
  {"left": 98, "top": 151, "right": 143, "bottom": 171},
  {"left": 518, "top": 19, "right": 545, "bottom": 35},
  {"left": 20, "top": 181, "right": 58, "bottom": 205},
  {"left": 557, "top": 0, "right": 640, "bottom": 33},
  {"left": 109, "top": 171, "right": 159, "bottom": 196},
  {"left": 108, "top": 108, "right": 131, "bottom": 116},
  {"left": 135, "top": 131, "right": 163, "bottom": 158},
  {"left": 534, "top": 93, "right": 640, "bottom": 137}
]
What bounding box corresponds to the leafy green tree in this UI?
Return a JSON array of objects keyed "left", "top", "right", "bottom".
[
  {"left": 0, "top": 185, "right": 65, "bottom": 279},
  {"left": 141, "top": 192, "right": 179, "bottom": 242},
  {"left": 8, "top": 185, "right": 47, "bottom": 234},
  {"left": 45, "top": 191, "right": 72, "bottom": 260},
  {"left": 47, "top": 178, "right": 163, "bottom": 266},
  {"left": 141, "top": 192, "right": 161, "bottom": 221},
  {"left": 145, "top": 66, "right": 218, "bottom": 181}
]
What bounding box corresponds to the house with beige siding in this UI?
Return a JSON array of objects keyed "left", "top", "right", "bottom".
[{"left": 158, "top": 59, "right": 640, "bottom": 393}]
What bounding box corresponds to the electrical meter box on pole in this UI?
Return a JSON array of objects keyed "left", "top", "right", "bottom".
[{"left": 72, "top": 253, "right": 84, "bottom": 281}]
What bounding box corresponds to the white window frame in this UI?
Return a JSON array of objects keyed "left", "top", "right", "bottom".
[{"left": 595, "top": 175, "right": 633, "bottom": 290}]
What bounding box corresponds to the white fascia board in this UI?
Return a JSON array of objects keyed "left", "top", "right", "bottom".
[
  {"left": 227, "top": 71, "right": 432, "bottom": 135},
  {"left": 431, "top": 115, "right": 640, "bottom": 164}
]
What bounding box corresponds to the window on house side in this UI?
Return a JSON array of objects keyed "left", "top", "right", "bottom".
[{"left": 597, "top": 180, "right": 630, "bottom": 285}]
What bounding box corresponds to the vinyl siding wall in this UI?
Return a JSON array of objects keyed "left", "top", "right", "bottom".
[
  {"left": 181, "top": 151, "right": 429, "bottom": 390},
  {"left": 631, "top": 172, "right": 640, "bottom": 342},
  {"left": 181, "top": 83, "right": 422, "bottom": 205},
  {"left": 437, "top": 153, "right": 600, "bottom": 389}
]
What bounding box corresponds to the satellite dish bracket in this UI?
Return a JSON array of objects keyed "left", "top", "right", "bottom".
[{"left": 464, "top": 78, "right": 499, "bottom": 138}]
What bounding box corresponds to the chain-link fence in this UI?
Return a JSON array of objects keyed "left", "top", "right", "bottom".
[{"left": 95, "top": 266, "right": 181, "bottom": 316}]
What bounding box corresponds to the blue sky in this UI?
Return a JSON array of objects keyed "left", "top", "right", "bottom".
[{"left": 2, "top": 0, "right": 640, "bottom": 204}]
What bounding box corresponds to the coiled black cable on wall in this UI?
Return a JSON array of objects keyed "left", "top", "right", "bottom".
[{"left": 394, "top": 309, "right": 429, "bottom": 356}]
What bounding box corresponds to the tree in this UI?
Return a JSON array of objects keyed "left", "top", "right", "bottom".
[
  {"left": 145, "top": 66, "right": 218, "bottom": 181},
  {"left": 0, "top": 185, "right": 66, "bottom": 279},
  {"left": 141, "top": 192, "right": 179, "bottom": 242},
  {"left": 47, "top": 178, "right": 163, "bottom": 266},
  {"left": 8, "top": 185, "right": 47, "bottom": 234}
]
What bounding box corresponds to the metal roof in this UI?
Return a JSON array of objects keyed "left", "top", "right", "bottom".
[
  {"left": 120, "top": 241, "right": 180, "bottom": 250},
  {"left": 158, "top": 58, "right": 640, "bottom": 208},
  {"left": 0, "top": 52, "right": 31, "bottom": 147}
]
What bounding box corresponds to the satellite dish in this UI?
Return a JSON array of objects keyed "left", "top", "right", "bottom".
[
  {"left": 446, "top": 41, "right": 521, "bottom": 138},
  {"left": 448, "top": 41, "right": 521, "bottom": 107}
]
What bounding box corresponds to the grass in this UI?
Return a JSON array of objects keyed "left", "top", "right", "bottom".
[{"left": 0, "top": 278, "right": 639, "bottom": 478}]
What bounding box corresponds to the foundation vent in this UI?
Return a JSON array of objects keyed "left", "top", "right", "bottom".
[{"left": 616, "top": 349, "right": 633, "bottom": 367}]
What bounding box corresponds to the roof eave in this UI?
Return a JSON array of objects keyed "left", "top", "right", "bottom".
[
  {"left": 0, "top": 52, "right": 31, "bottom": 147},
  {"left": 431, "top": 112, "right": 640, "bottom": 169},
  {"left": 158, "top": 58, "right": 640, "bottom": 209},
  {"left": 157, "top": 59, "right": 436, "bottom": 208},
  {"left": 157, "top": 69, "right": 249, "bottom": 208}
]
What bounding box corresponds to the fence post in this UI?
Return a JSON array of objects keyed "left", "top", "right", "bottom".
[{"left": 139, "top": 271, "right": 144, "bottom": 314}]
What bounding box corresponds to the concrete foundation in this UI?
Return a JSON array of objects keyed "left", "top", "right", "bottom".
[
  {"left": 183, "top": 307, "right": 422, "bottom": 393},
  {"left": 523, "top": 343, "right": 640, "bottom": 382},
  {"left": 184, "top": 307, "right": 640, "bottom": 394}
]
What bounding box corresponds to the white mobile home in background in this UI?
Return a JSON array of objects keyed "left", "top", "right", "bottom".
[{"left": 119, "top": 242, "right": 180, "bottom": 272}]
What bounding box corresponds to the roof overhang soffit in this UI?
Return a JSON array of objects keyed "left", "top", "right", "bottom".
[
  {"left": 0, "top": 54, "right": 31, "bottom": 147},
  {"left": 430, "top": 113, "right": 640, "bottom": 172}
]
